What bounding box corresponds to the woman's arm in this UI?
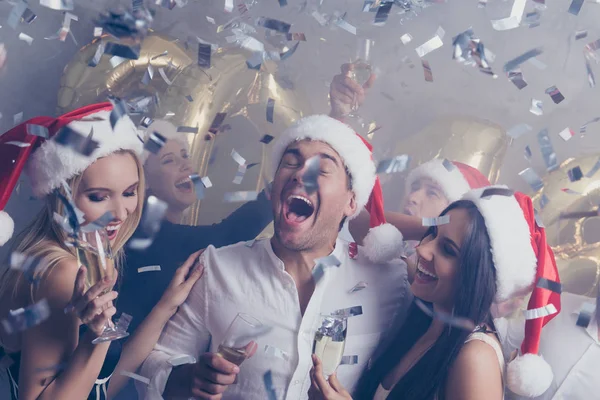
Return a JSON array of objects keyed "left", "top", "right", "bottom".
[
  {"left": 107, "top": 250, "right": 204, "bottom": 398},
  {"left": 349, "top": 210, "right": 425, "bottom": 244},
  {"left": 17, "top": 260, "right": 116, "bottom": 400},
  {"left": 444, "top": 340, "right": 503, "bottom": 400}
]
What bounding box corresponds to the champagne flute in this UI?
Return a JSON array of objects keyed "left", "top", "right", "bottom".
[
  {"left": 217, "top": 313, "right": 266, "bottom": 379},
  {"left": 313, "top": 313, "right": 347, "bottom": 376},
  {"left": 346, "top": 38, "right": 374, "bottom": 120},
  {"left": 74, "top": 229, "right": 130, "bottom": 344}
]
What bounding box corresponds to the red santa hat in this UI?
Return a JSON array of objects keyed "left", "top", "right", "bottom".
[
  {"left": 272, "top": 115, "right": 403, "bottom": 263},
  {"left": 463, "top": 186, "right": 561, "bottom": 397},
  {"left": 406, "top": 158, "right": 491, "bottom": 202},
  {"left": 0, "top": 102, "right": 144, "bottom": 246}
]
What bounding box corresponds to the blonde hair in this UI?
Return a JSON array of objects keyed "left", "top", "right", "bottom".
[{"left": 0, "top": 150, "right": 145, "bottom": 304}]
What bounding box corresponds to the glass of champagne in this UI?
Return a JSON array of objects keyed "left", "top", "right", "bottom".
[
  {"left": 217, "top": 313, "right": 266, "bottom": 379},
  {"left": 313, "top": 313, "right": 347, "bottom": 376},
  {"left": 74, "top": 229, "right": 129, "bottom": 344},
  {"left": 346, "top": 38, "right": 374, "bottom": 120}
]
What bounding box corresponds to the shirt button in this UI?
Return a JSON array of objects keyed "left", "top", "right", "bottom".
[{"left": 294, "top": 380, "right": 301, "bottom": 385}]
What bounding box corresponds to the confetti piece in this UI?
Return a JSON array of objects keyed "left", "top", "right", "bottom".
[
  {"left": 302, "top": 156, "right": 320, "bottom": 194},
  {"left": 536, "top": 277, "right": 562, "bottom": 293},
  {"left": 18, "top": 33, "right": 33, "bottom": 45},
  {"left": 422, "top": 60, "right": 433, "bottom": 82},
  {"left": 313, "top": 254, "right": 342, "bottom": 282},
  {"left": 585, "top": 57, "right": 596, "bottom": 88},
  {"left": 280, "top": 41, "right": 301, "bottom": 61},
  {"left": 88, "top": 42, "right": 106, "bottom": 67},
  {"left": 452, "top": 29, "right": 496, "bottom": 77},
  {"left": 523, "top": 304, "right": 558, "bottom": 320},
  {"left": 519, "top": 168, "right": 544, "bottom": 191},
  {"left": 335, "top": 18, "right": 357, "bottom": 35},
  {"left": 529, "top": 99, "right": 543, "bottom": 116},
  {"left": 278, "top": 0, "right": 288, "bottom": 6},
  {"left": 286, "top": 33, "right": 306, "bottom": 41},
  {"left": 54, "top": 126, "right": 99, "bottom": 156},
  {"left": 507, "top": 123, "right": 532, "bottom": 139},
  {"left": 1, "top": 299, "right": 51, "bottom": 335},
  {"left": 231, "top": 149, "right": 246, "bottom": 166},
  {"left": 558, "top": 127, "right": 575, "bottom": 141},
  {"left": 586, "top": 158, "right": 600, "bottom": 178},
  {"left": 491, "top": 0, "right": 526, "bottom": 31},
  {"left": 233, "top": 164, "right": 247, "bottom": 185},
  {"left": 10, "top": 252, "right": 45, "bottom": 284},
  {"left": 400, "top": 34, "right": 412, "bottom": 45},
  {"left": 575, "top": 30, "right": 588, "bottom": 40},
  {"left": 140, "top": 117, "right": 154, "bottom": 128},
  {"left": 224, "top": 0, "right": 234, "bottom": 13},
  {"left": 333, "top": 305, "right": 363, "bottom": 318},
  {"left": 137, "top": 265, "right": 161, "bottom": 273},
  {"left": 503, "top": 48, "right": 543, "bottom": 72},
  {"left": 157, "top": 68, "right": 173, "bottom": 85},
  {"left": 545, "top": 86, "right": 565, "bottom": 104},
  {"left": 109, "top": 56, "right": 127, "bottom": 68},
  {"left": 208, "top": 113, "right": 227, "bottom": 134},
  {"left": 21, "top": 8, "right": 36, "bottom": 24},
  {"left": 80, "top": 212, "right": 116, "bottom": 233},
  {"left": 264, "top": 345, "right": 289, "bottom": 361},
  {"left": 264, "top": 371, "right": 277, "bottom": 400},
  {"left": 224, "top": 191, "right": 259, "bottom": 202},
  {"left": 5, "top": 141, "right": 31, "bottom": 149},
  {"left": 481, "top": 187, "right": 515, "bottom": 198},
  {"left": 266, "top": 98, "right": 275, "bottom": 123},
  {"left": 40, "top": 0, "right": 74, "bottom": 11},
  {"left": 508, "top": 70, "right": 528, "bottom": 89},
  {"left": 121, "top": 371, "right": 150, "bottom": 385},
  {"left": 376, "top": 155, "right": 410, "bottom": 174},
  {"left": 374, "top": 2, "right": 393, "bottom": 24},
  {"left": 568, "top": 0, "right": 584, "bottom": 15},
  {"left": 105, "top": 42, "right": 140, "bottom": 60},
  {"left": 26, "top": 124, "right": 49, "bottom": 139},
  {"left": 539, "top": 194, "right": 550, "bottom": 209},
  {"left": 8, "top": 1, "right": 27, "bottom": 29},
  {"left": 538, "top": 129, "right": 559, "bottom": 172},
  {"left": 561, "top": 188, "right": 582, "bottom": 195},
  {"left": 260, "top": 134, "right": 275, "bottom": 144},
  {"left": 168, "top": 354, "right": 196, "bottom": 367},
  {"left": 176, "top": 126, "right": 198, "bottom": 134},
  {"left": 115, "top": 312, "right": 133, "bottom": 331},
  {"left": 144, "top": 131, "right": 166, "bottom": 155},
  {"left": 340, "top": 355, "right": 359, "bottom": 365},
  {"left": 198, "top": 43, "right": 211, "bottom": 68},
  {"left": 257, "top": 17, "right": 291, "bottom": 33},
  {"left": 422, "top": 215, "right": 450, "bottom": 227},
  {"left": 534, "top": 209, "right": 544, "bottom": 228},
  {"left": 128, "top": 196, "right": 167, "bottom": 250},
  {"left": 524, "top": 145, "right": 532, "bottom": 161},
  {"left": 576, "top": 302, "right": 594, "bottom": 328},
  {"left": 416, "top": 29, "right": 444, "bottom": 58},
  {"left": 311, "top": 11, "right": 328, "bottom": 26},
  {"left": 415, "top": 298, "right": 476, "bottom": 330},
  {"left": 108, "top": 97, "right": 128, "bottom": 129},
  {"left": 94, "top": 27, "right": 103, "bottom": 37},
  {"left": 349, "top": 281, "right": 368, "bottom": 293},
  {"left": 141, "top": 65, "right": 154, "bottom": 85}
]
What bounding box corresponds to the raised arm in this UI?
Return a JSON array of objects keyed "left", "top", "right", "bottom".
[
  {"left": 349, "top": 209, "right": 426, "bottom": 244},
  {"left": 17, "top": 260, "right": 117, "bottom": 400},
  {"left": 107, "top": 250, "right": 204, "bottom": 398},
  {"left": 137, "top": 250, "right": 213, "bottom": 399}
]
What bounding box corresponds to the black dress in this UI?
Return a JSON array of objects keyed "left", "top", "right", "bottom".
[{"left": 2, "top": 325, "right": 122, "bottom": 400}]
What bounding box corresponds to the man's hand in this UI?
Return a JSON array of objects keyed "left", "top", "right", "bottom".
[
  {"left": 189, "top": 353, "right": 240, "bottom": 399},
  {"left": 329, "top": 63, "right": 376, "bottom": 120}
]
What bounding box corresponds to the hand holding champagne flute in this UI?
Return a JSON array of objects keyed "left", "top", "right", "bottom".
[{"left": 313, "top": 314, "right": 347, "bottom": 377}]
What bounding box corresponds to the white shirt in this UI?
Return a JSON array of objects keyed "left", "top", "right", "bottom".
[
  {"left": 138, "top": 238, "right": 412, "bottom": 400},
  {"left": 499, "top": 292, "right": 600, "bottom": 400}
]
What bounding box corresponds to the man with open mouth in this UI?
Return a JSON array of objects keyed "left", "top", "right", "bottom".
[{"left": 138, "top": 115, "right": 414, "bottom": 400}]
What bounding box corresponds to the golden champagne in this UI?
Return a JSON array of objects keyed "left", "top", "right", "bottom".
[
  {"left": 313, "top": 332, "right": 346, "bottom": 376},
  {"left": 349, "top": 62, "right": 372, "bottom": 86},
  {"left": 217, "top": 344, "right": 248, "bottom": 366},
  {"left": 76, "top": 243, "right": 112, "bottom": 293}
]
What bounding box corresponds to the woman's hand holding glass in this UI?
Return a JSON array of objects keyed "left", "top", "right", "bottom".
[{"left": 66, "top": 266, "right": 118, "bottom": 338}]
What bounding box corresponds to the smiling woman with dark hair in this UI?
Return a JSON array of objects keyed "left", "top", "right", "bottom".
[{"left": 310, "top": 188, "right": 561, "bottom": 400}]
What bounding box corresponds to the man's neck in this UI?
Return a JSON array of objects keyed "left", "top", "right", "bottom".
[
  {"left": 165, "top": 207, "right": 184, "bottom": 224},
  {"left": 270, "top": 237, "right": 337, "bottom": 276}
]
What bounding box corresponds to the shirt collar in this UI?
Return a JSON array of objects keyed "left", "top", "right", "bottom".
[
  {"left": 570, "top": 302, "right": 599, "bottom": 344},
  {"left": 264, "top": 237, "right": 346, "bottom": 271}
]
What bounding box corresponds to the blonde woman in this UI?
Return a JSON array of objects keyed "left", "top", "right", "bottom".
[{"left": 0, "top": 103, "right": 203, "bottom": 400}]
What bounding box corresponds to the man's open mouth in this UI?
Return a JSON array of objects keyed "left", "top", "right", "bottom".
[{"left": 285, "top": 195, "right": 315, "bottom": 223}]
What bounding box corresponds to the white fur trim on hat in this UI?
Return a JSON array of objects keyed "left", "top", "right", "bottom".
[
  {"left": 25, "top": 111, "right": 144, "bottom": 197},
  {"left": 506, "top": 353, "right": 553, "bottom": 397},
  {"left": 0, "top": 210, "right": 14, "bottom": 246},
  {"left": 271, "top": 115, "right": 376, "bottom": 218},
  {"left": 463, "top": 185, "right": 537, "bottom": 302},
  {"left": 362, "top": 223, "right": 404, "bottom": 264},
  {"left": 406, "top": 159, "right": 470, "bottom": 202}
]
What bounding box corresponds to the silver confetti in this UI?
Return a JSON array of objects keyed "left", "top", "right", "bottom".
[
  {"left": 376, "top": 155, "right": 410, "bottom": 174},
  {"left": 340, "top": 355, "right": 359, "bottom": 365},
  {"left": 233, "top": 164, "right": 248, "bottom": 185},
  {"left": 231, "top": 149, "right": 247, "bottom": 166},
  {"left": 158, "top": 67, "right": 173, "bottom": 85},
  {"left": 491, "top": 0, "right": 526, "bottom": 31},
  {"left": 333, "top": 305, "right": 363, "bottom": 318},
  {"left": 529, "top": 99, "right": 543, "bottom": 116},
  {"left": 1, "top": 299, "right": 51, "bottom": 335},
  {"left": 519, "top": 168, "right": 544, "bottom": 191},
  {"left": 415, "top": 27, "right": 445, "bottom": 58},
  {"left": 18, "top": 33, "right": 33, "bottom": 45},
  {"left": 349, "top": 281, "right": 368, "bottom": 293},
  {"left": 264, "top": 345, "right": 289, "bottom": 361},
  {"left": 80, "top": 212, "right": 115, "bottom": 233},
  {"left": 13, "top": 112, "right": 23, "bottom": 125},
  {"left": 585, "top": 158, "right": 600, "bottom": 178},
  {"left": 40, "top": 0, "right": 74, "bottom": 11},
  {"left": 503, "top": 48, "right": 543, "bottom": 72},
  {"left": 422, "top": 215, "right": 450, "bottom": 227},
  {"left": 537, "top": 129, "right": 558, "bottom": 172},
  {"left": 5, "top": 141, "right": 31, "bottom": 148},
  {"left": 137, "top": 265, "right": 161, "bottom": 273},
  {"left": 415, "top": 298, "right": 476, "bottom": 330},
  {"left": 224, "top": 191, "right": 258, "bottom": 202},
  {"left": 507, "top": 123, "right": 532, "bottom": 139}
]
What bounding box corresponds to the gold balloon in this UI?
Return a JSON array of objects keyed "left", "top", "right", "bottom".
[
  {"left": 57, "top": 33, "right": 311, "bottom": 235},
  {"left": 533, "top": 155, "right": 600, "bottom": 297}
]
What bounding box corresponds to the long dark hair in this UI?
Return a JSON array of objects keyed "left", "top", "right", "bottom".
[{"left": 356, "top": 200, "right": 498, "bottom": 399}]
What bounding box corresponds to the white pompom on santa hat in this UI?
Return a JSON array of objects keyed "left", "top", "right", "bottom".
[
  {"left": 0, "top": 102, "right": 143, "bottom": 246},
  {"left": 272, "top": 114, "right": 404, "bottom": 263},
  {"left": 463, "top": 186, "right": 562, "bottom": 397}
]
